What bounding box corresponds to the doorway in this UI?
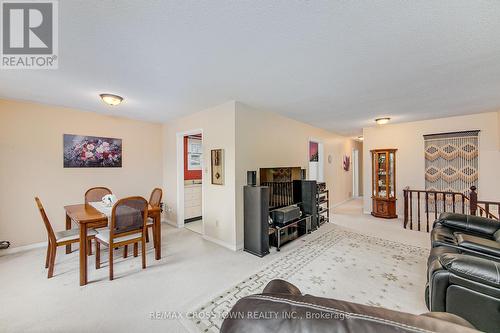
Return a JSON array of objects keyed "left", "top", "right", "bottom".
[
  {"left": 176, "top": 129, "right": 204, "bottom": 235},
  {"left": 352, "top": 149, "right": 359, "bottom": 197},
  {"left": 308, "top": 139, "right": 324, "bottom": 181}
]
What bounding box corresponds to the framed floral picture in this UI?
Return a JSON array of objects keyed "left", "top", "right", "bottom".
[{"left": 63, "top": 134, "right": 122, "bottom": 168}]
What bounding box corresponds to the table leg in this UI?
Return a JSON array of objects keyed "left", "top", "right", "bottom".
[
  {"left": 65, "top": 214, "right": 72, "bottom": 254},
  {"left": 277, "top": 228, "right": 281, "bottom": 252},
  {"left": 79, "top": 223, "right": 88, "bottom": 286},
  {"left": 154, "top": 211, "right": 161, "bottom": 260}
]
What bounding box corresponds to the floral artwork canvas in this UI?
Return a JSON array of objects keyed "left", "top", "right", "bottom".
[{"left": 63, "top": 134, "right": 122, "bottom": 168}]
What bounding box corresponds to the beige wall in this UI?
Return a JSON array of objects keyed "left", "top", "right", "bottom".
[
  {"left": 0, "top": 99, "right": 163, "bottom": 247},
  {"left": 235, "top": 103, "right": 359, "bottom": 248},
  {"left": 363, "top": 112, "right": 500, "bottom": 215},
  {"left": 161, "top": 101, "right": 237, "bottom": 249}
]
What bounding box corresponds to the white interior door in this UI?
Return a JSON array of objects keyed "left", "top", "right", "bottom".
[{"left": 352, "top": 149, "right": 359, "bottom": 197}]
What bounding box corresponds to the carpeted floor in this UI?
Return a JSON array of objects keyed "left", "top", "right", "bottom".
[
  {"left": 0, "top": 198, "right": 429, "bottom": 332},
  {"left": 185, "top": 225, "right": 428, "bottom": 332}
]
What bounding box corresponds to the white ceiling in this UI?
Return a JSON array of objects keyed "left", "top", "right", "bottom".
[{"left": 2, "top": 1, "right": 500, "bottom": 136}]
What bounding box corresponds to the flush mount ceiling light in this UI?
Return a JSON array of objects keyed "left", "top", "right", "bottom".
[
  {"left": 357, "top": 136, "right": 364, "bottom": 141},
  {"left": 375, "top": 117, "right": 391, "bottom": 125},
  {"left": 99, "top": 93, "right": 123, "bottom": 106}
]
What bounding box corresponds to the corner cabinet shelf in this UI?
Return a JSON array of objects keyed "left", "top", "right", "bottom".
[
  {"left": 371, "top": 149, "right": 397, "bottom": 219},
  {"left": 317, "top": 183, "right": 329, "bottom": 226}
]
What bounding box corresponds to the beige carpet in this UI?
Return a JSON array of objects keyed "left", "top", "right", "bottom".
[
  {"left": 0, "top": 198, "right": 429, "bottom": 332},
  {"left": 185, "top": 225, "right": 428, "bottom": 332}
]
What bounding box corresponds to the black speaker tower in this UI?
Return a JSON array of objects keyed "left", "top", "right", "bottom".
[{"left": 244, "top": 185, "right": 270, "bottom": 257}]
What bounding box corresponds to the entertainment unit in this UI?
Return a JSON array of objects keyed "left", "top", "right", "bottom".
[{"left": 243, "top": 167, "right": 331, "bottom": 257}]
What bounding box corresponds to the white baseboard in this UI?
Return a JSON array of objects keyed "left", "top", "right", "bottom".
[
  {"left": 164, "top": 219, "right": 181, "bottom": 228},
  {"left": 202, "top": 234, "right": 238, "bottom": 251},
  {"left": 332, "top": 198, "right": 353, "bottom": 208},
  {"left": 2, "top": 220, "right": 173, "bottom": 257},
  {"left": 0, "top": 241, "right": 46, "bottom": 256}
]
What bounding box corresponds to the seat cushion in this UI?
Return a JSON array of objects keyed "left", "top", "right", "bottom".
[
  {"left": 96, "top": 228, "right": 142, "bottom": 244},
  {"left": 55, "top": 228, "right": 97, "bottom": 243}
]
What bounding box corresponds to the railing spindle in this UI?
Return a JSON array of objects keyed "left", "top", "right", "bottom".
[
  {"left": 425, "top": 192, "right": 429, "bottom": 232},
  {"left": 417, "top": 192, "right": 421, "bottom": 231},
  {"left": 409, "top": 191, "right": 413, "bottom": 230}
]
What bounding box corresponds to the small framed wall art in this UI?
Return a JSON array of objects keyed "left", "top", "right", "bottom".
[{"left": 211, "top": 149, "right": 224, "bottom": 185}]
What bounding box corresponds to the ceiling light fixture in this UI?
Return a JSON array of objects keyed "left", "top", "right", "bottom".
[
  {"left": 99, "top": 93, "right": 123, "bottom": 106},
  {"left": 357, "top": 136, "right": 364, "bottom": 141},
  {"left": 375, "top": 117, "right": 390, "bottom": 125}
]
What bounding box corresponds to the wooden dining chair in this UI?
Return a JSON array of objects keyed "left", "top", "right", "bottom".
[
  {"left": 146, "top": 188, "right": 162, "bottom": 243},
  {"left": 83, "top": 186, "right": 113, "bottom": 255},
  {"left": 84, "top": 186, "right": 112, "bottom": 204},
  {"left": 95, "top": 196, "right": 149, "bottom": 280},
  {"left": 35, "top": 197, "right": 97, "bottom": 278}
]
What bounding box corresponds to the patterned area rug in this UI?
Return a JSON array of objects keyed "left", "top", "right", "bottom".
[{"left": 186, "top": 225, "right": 429, "bottom": 332}]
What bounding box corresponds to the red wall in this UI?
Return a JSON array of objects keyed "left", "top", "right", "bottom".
[{"left": 184, "top": 136, "right": 202, "bottom": 180}]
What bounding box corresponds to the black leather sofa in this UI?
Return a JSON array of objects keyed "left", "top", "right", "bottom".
[
  {"left": 426, "top": 212, "right": 500, "bottom": 332},
  {"left": 221, "top": 279, "right": 478, "bottom": 333}
]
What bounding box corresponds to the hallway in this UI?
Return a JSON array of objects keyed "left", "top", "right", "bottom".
[{"left": 331, "top": 198, "right": 429, "bottom": 248}]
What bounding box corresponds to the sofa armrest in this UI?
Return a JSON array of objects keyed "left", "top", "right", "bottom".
[
  {"left": 455, "top": 233, "right": 500, "bottom": 258},
  {"left": 439, "top": 253, "right": 500, "bottom": 289},
  {"left": 438, "top": 213, "right": 500, "bottom": 236},
  {"left": 262, "top": 279, "right": 302, "bottom": 295},
  {"left": 420, "top": 312, "right": 475, "bottom": 329}
]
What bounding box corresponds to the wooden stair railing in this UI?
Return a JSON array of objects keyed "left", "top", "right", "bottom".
[{"left": 403, "top": 186, "right": 499, "bottom": 232}]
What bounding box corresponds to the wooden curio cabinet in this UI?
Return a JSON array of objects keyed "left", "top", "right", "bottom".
[{"left": 371, "top": 149, "right": 397, "bottom": 219}]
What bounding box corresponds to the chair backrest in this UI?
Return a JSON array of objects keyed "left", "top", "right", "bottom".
[
  {"left": 110, "top": 196, "right": 148, "bottom": 240},
  {"left": 85, "top": 187, "right": 112, "bottom": 204},
  {"left": 149, "top": 188, "right": 163, "bottom": 207},
  {"left": 35, "top": 197, "right": 56, "bottom": 242}
]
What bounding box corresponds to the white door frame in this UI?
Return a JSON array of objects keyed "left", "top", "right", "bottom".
[
  {"left": 352, "top": 148, "right": 359, "bottom": 197},
  {"left": 308, "top": 137, "right": 324, "bottom": 182},
  {"left": 176, "top": 129, "right": 204, "bottom": 235}
]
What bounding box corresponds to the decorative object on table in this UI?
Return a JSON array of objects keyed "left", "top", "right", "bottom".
[
  {"left": 211, "top": 149, "right": 224, "bottom": 185},
  {"left": 343, "top": 155, "right": 350, "bottom": 171},
  {"left": 101, "top": 194, "right": 117, "bottom": 207},
  {"left": 371, "top": 149, "right": 397, "bottom": 218},
  {"left": 63, "top": 134, "right": 122, "bottom": 168},
  {"left": 309, "top": 141, "right": 319, "bottom": 162}
]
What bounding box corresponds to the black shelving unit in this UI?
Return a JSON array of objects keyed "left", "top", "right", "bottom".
[{"left": 317, "top": 184, "right": 329, "bottom": 226}]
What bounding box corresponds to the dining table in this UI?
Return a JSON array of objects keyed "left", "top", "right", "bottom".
[{"left": 64, "top": 202, "right": 162, "bottom": 286}]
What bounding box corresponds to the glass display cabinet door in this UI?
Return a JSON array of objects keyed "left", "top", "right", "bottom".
[
  {"left": 376, "top": 152, "right": 387, "bottom": 198},
  {"left": 388, "top": 151, "right": 395, "bottom": 198}
]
